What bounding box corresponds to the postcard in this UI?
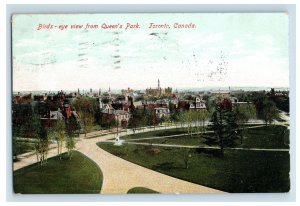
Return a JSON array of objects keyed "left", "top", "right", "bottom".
[{"left": 12, "top": 13, "right": 290, "bottom": 194}]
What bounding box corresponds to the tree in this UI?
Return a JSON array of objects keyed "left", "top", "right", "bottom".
[
  {"left": 234, "top": 103, "right": 256, "bottom": 144},
  {"left": 197, "top": 109, "right": 211, "bottom": 133},
  {"left": 170, "top": 110, "right": 180, "bottom": 123},
  {"left": 36, "top": 126, "right": 50, "bottom": 166},
  {"left": 261, "top": 100, "right": 279, "bottom": 126},
  {"left": 65, "top": 134, "right": 75, "bottom": 160},
  {"left": 128, "top": 108, "right": 140, "bottom": 134},
  {"left": 65, "top": 115, "right": 80, "bottom": 159},
  {"left": 72, "top": 96, "right": 98, "bottom": 136},
  {"left": 182, "top": 110, "right": 193, "bottom": 136},
  {"left": 12, "top": 125, "right": 22, "bottom": 161},
  {"left": 78, "top": 110, "right": 94, "bottom": 137},
  {"left": 168, "top": 102, "right": 175, "bottom": 113},
  {"left": 30, "top": 113, "right": 50, "bottom": 166},
  {"left": 148, "top": 110, "right": 159, "bottom": 130},
  {"left": 53, "top": 120, "right": 66, "bottom": 159},
  {"left": 208, "top": 99, "right": 238, "bottom": 156}
]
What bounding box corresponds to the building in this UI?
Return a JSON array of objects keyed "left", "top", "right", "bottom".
[
  {"left": 146, "top": 79, "right": 172, "bottom": 97},
  {"left": 101, "top": 104, "right": 131, "bottom": 127},
  {"left": 154, "top": 107, "right": 170, "bottom": 118},
  {"left": 189, "top": 97, "right": 207, "bottom": 110},
  {"left": 13, "top": 93, "right": 32, "bottom": 104}
]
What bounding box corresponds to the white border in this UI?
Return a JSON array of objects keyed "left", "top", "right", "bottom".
[{"left": 1, "top": 2, "right": 298, "bottom": 205}]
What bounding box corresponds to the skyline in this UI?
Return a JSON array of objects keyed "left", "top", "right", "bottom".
[
  {"left": 13, "top": 85, "right": 289, "bottom": 94},
  {"left": 13, "top": 13, "right": 289, "bottom": 91}
]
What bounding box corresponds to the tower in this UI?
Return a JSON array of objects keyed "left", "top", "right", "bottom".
[
  {"left": 158, "top": 79, "right": 162, "bottom": 97},
  {"left": 158, "top": 79, "right": 160, "bottom": 90}
]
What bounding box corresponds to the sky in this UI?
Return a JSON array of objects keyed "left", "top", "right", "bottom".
[{"left": 12, "top": 13, "right": 289, "bottom": 91}]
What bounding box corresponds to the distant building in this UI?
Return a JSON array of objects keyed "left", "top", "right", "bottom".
[
  {"left": 154, "top": 107, "right": 170, "bottom": 118},
  {"left": 101, "top": 104, "right": 130, "bottom": 127},
  {"left": 189, "top": 97, "right": 206, "bottom": 110},
  {"left": 13, "top": 93, "right": 32, "bottom": 104},
  {"left": 209, "top": 90, "right": 230, "bottom": 98},
  {"left": 121, "top": 87, "right": 134, "bottom": 95},
  {"left": 146, "top": 79, "right": 172, "bottom": 97}
]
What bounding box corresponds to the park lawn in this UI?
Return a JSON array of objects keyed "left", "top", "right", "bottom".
[
  {"left": 14, "top": 140, "right": 35, "bottom": 156},
  {"left": 125, "top": 125, "right": 289, "bottom": 149},
  {"left": 122, "top": 127, "right": 197, "bottom": 140},
  {"left": 240, "top": 125, "right": 289, "bottom": 149},
  {"left": 14, "top": 151, "right": 103, "bottom": 194},
  {"left": 127, "top": 187, "right": 159, "bottom": 194},
  {"left": 122, "top": 124, "right": 264, "bottom": 141},
  {"left": 98, "top": 142, "right": 290, "bottom": 193},
  {"left": 134, "top": 134, "right": 208, "bottom": 147}
]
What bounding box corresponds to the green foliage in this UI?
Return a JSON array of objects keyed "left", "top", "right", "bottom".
[
  {"left": 100, "top": 118, "right": 117, "bottom": 129},
  {"left": 27, "top": 113, "right": 51, "bottom": 166},
  {"left": 273, "top": 96, "right": 289, "bottom": 113},
  {"left": 12, "top": 125, "right": 22, "bottom": 160},
  {"left": 34, "top": 126, "right": 50, "bottom": 166},
  {"left": 65, "top": 115, "right": 80, "bottom": 159},
  {"left": 234, "top": 103, "right": 257, "bottom": 144},
  {"left": 168, "top": 102, "right": 175, "bottom": 113},
  {"left": 251, "top": 92, "right": 279, "bottom": 124},
  {"left": 170, "top": 110, "right": 181, "bottom": 122},
  {"left": 78, "top": 110, "right": 94, "bottom": 136},
  {"left": 208, "top": 101, "right": 238, "bottom": 155},
  {"left": 65, "top": 135, "right": 76, "bottom": 159},
  {"left": 72, "top": 96, "right": 99, "bottom": 128},
  {"left": 53, "top": 120, "right": 66, "bottom": 158},
  {"left": 261, "top": 99, "right": 279, "bottom": 125}
]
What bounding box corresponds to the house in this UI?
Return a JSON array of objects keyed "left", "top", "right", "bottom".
[
  {"left": 189, "top": 97, "right": 206, "bottom": 110},
  {"left": 154, "top": 107, "right": 170, "bottom": 118},
  {"left": 115, "top": 110, "right": 131, "bottom": 127},
  {"left": 40, "top": 110, "right": 64, "bottom": 128},
  {"left": 101, "top": 104, "right": 130, "bottom": 127}
]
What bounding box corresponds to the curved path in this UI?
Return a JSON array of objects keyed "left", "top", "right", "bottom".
[
  {"left": 14, "top": 129, "right": 224, "bottom": 194},
  {"left": 76, "top": 133, "right": 223, "bottom": 194}
]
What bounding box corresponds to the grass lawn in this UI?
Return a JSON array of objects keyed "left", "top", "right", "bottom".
[
  {"left": 241, "top": 125, "right": 289, "bottom": 149},
  {"left": 122, "top": 124, "right": 264, "bottom": 141},
  {"left": 127, "top": 187, "right": 159, "bottom": 194},
  {"left": 14, "top": 151, "right": 103, "bottom": 194},
  {"left": 122, "top": 127, "right": 196, "bottom": 140},
  {"left": 98, "top": 142, "right": 290, "bottom": 193},
  {"left": 136, "top": 134, "right": 207, "bottom": 147},
  {"left": 13, "top": 140, "right": 35, "bottom": 156},
  {"left": 123, "top": 125, "right": 289, "bottom": 149}
]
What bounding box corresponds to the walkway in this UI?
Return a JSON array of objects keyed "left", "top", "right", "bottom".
[{"left": 76, "top": 134, "right": 223, "bottom": 194}]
